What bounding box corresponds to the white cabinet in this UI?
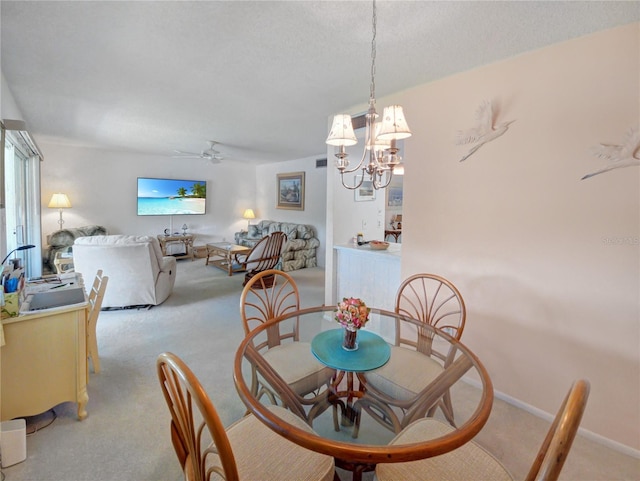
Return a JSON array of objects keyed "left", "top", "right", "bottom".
[
  {"left": 1, "top": 303, "right": 88, "bottom": 421},
  {"left": 333, "top": 244, "right": 401, "bottom": 311}
]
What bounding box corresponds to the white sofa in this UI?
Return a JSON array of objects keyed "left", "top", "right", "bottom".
[{"left": 73, "top": 235, "right": 177, "bottom": 308}]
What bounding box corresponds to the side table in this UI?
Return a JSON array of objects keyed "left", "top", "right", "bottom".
[
  {"left": 157, "top": 234, "right": 195, "bottom": 261},
  {"left": 54, "top": 251, "right": 74, "bottom": 274}
]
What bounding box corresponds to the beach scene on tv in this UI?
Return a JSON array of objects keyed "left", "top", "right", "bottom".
[{"left": 137, "top": 178, "right": 206, "bottom": 216}]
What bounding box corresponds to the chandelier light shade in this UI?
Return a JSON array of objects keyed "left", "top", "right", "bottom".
[
  {"left": 326, "top": 114, "right": 358, "bottom": 147},
  {"left": 48, "top": 193, "right": 72, "bottom": 229},
  {"left": 377, "top": 105, "right": 412, "bottom": 140},
  {"left": 326, "top": 0, "right": 412, "bottom": 191},
  {"left": 242, "top": 208, "right": 256, "bottom": 229}
]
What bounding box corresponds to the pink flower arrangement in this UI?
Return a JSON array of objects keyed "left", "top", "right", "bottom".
[{"left": 335, "top": 297, "right": 370, "bottom": 331}]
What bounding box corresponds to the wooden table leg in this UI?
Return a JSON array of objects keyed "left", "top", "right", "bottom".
[
  {"left": 334, "top": 458, "right": 375, "bottom": 481},
  {"left": 226, "top": 251, "right": 233, "bottom": 275}
]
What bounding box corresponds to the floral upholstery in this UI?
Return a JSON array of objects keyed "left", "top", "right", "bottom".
[
  {"left": 234, "top": 220, "right": 319, "bottom": 271},
  {"left": 46, "top": 225, "right": 107, "bottom": 269}
]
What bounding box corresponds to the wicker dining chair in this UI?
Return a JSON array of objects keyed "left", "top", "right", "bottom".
[
  {"left": 376, "top": 379, "right": 590, "bottom": 481},
  {"left": 87, "top": 269, "right": 109, "bottom": 374},
  {"left": 157, "top": 352, "right": 335, "bottom": 481},
  {"left": 240, "top": 269, "right": 335, "bottom": 425},
  {"left": 353, "top": 273, "right": 466, "bottom": 436}
]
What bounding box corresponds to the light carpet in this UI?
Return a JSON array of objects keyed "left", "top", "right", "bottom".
[{"left": 3, "top": 260, "right": 638, "bottom": 481}]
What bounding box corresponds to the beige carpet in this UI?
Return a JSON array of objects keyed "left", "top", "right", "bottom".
[{"left": 3, "top": 260, "right": 638, "bottom": 480}]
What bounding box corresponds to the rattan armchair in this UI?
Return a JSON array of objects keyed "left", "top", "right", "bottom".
[
  {"left": 234, "top": 231, "right": 286, "bottom": 286},
  {"left": 353, "top": 273, "right": 466, "bottom": 436},
  {"left": 376, "top": 379, "right": 590, "bottom": 481},
  {"left": 240, "top": 269, "right": 335, "bottom": 425},
  {"left": 157, "top": 352, "right": 335, "bottom": 481}
]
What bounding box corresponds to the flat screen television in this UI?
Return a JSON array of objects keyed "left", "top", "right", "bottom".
[{"left": 137, "top": 177, "right": 206, "bottom": 216}]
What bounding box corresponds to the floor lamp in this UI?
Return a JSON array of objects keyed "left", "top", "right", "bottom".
[{"left": 48, "top": 193, "right": 72, "bottom": 229}]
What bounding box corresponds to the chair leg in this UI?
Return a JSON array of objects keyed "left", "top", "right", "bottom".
[
  {"left": 426, "top": 391, "right": 456, "bottom": 427},
  {"left": 87, "top": 328, "right": 100, "bottom": 373},
  {"left": 441, "top": 390, "right": 456, "bottom": 427}
]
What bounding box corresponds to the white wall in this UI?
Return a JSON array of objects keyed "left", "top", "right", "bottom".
[
  {"left": 38, "top": 142, "right": 256, "bottom": 246},
  {"left": 392, "top": 24, "right": 637, "bottom": 450},
  {"left": 1, "top": 74, "right": 28, "bottom": 259},
  {"left": 329, "top": 127, "right": 387, "bottom": 246},
  {"left": 255, "top": 155, "right": 327, "bottom": 267},
  {"left": 36, "top": 142, "right": 328, "bottom": 268}
]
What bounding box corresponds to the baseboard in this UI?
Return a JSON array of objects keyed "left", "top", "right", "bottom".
[{"left": 463, "top": 378, "right": 640, "bottom": 459}]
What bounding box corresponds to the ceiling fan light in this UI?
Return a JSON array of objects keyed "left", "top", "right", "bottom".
[
  {"left": 377, "top": 105, "right": 412, "bottom": 140},
  {"left": 326, "top": 114, "right": 358, "bottom": 147}
]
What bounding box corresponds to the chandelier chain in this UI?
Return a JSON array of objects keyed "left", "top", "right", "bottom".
[
  {"left": 326, "top": 0, "right": 410, "bottom": 191},
  {"left": 370, "top": 0, "right": 377, "bottom": 102}
]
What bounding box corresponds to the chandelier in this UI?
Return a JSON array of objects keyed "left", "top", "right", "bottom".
[{"left": 325, "top": 0, "right": 412, "bottom": 191}]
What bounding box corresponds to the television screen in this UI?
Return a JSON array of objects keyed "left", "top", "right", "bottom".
[{"left": 137, "top": 177, "right": 207, "bottom": 216}]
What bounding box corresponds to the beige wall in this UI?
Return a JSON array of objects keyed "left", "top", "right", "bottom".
[{"left": 394, "top": 23, "right": 638, "bottom": 450}]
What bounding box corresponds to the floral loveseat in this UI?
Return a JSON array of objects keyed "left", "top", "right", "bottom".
[
  {"left": 234, "top": 220, "right": 319, "bottom": 271},
  {"left": 46, "top": 225, "right": 108, "bottom": 269}
]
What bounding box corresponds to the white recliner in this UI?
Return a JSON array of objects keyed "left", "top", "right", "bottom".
[{"left": 73, "top": 235, "right": 177, "bottom": 308}]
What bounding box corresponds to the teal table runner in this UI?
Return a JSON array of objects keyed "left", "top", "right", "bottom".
[{"left": 311, "top": 329, "right": 390, "bottom": 372}]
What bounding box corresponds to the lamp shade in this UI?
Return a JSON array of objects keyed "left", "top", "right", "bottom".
[
  {"left": 326, "top": 114, "right": 358, "bottom": 147},
  {"left": 377, "top": 105, "right": 412, "bottom": 140},
  {"left": 242, "top": 209, "right": 256, "bottom": 220},
  {"left": 368, "top": 122, "right": 391, "bottom": 151},
  {"left": 48, "top": 193, "right": 72, "bottom": 209}
]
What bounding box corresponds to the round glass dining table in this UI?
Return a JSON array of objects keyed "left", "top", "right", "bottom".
[{"left": 233, "top": 306, "right": 493, "bottom": 480}]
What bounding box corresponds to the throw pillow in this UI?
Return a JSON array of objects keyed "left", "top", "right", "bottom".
[{"left": 247, "top": 224, "right": 261, "bottom": 239}]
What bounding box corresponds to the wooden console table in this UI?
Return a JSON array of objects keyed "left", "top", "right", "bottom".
[
  {"left": 1, "top": 299, "right": 89, "bottom": 421},
  {"left": 157, "top": 234, "right": 195, "bottom": 261}
]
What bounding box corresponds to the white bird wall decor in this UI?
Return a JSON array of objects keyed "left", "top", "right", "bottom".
[
  {"left": 455, "top": 100, "right": 515, "bottom": 162},
  {"left": 581, "top": 128, "right": 640, "bottom": 180}
]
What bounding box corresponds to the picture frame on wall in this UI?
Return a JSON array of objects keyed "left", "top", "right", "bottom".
[
  {"left": 387, "top": 184, "right": 403, "bottom": 207},
  {"left": 354, "top": 176, "right": 375, "bottom": 201},
  {"left": 277, "top": 171, "right": 305, "bottom": 210}
]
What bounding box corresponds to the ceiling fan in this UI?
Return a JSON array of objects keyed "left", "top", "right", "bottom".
[{"left": 173, "top": 141, "right": 224, "bottom": 164}]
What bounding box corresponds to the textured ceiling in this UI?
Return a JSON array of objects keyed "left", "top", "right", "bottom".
[{"left": 2, "top": 1, "right": 639, "bottom": 164}]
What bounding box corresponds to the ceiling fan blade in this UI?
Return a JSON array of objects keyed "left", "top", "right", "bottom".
[
  {"left": 173, "top": 149, "right": 202, "bottom": 156},
  {"left": 172, "top": 142, "right": 225, "bottom": 163}
]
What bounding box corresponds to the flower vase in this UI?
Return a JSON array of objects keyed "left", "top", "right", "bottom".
[{"left": 342, "top": 328, "right": 359, "bottom": 351}]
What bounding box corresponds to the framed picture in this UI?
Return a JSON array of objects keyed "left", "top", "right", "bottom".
[
  {"left": 277, "top": 171, "right": 305, "bottom": 210},
  {"left": 354, "top": 176, "right": 375, "bottom": 201},
  {"left": 387, "top": 185, "right": 403, "bottom": 207}
]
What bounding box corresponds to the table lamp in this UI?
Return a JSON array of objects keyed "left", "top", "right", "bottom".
[
  {"left": 1, "top": 244, "right": 36, "bottom": 266},
  {"left": 48, "top": 193, "right": 72, "bottom": 229},
  {"left": 243, "top": 209, "right": 256, "bottom": 230}
]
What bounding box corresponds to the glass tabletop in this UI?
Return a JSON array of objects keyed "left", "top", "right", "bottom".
[
  {"left": 206, "top": 242, "right": 249, "bottom": 253},
  {"left": 233, "top": 305, "right": 493, "bottom": 471}
]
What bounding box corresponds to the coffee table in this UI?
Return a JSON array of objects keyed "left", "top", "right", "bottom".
[{"left": 205, "top": 243, "right": 251, "bottom": 276}]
